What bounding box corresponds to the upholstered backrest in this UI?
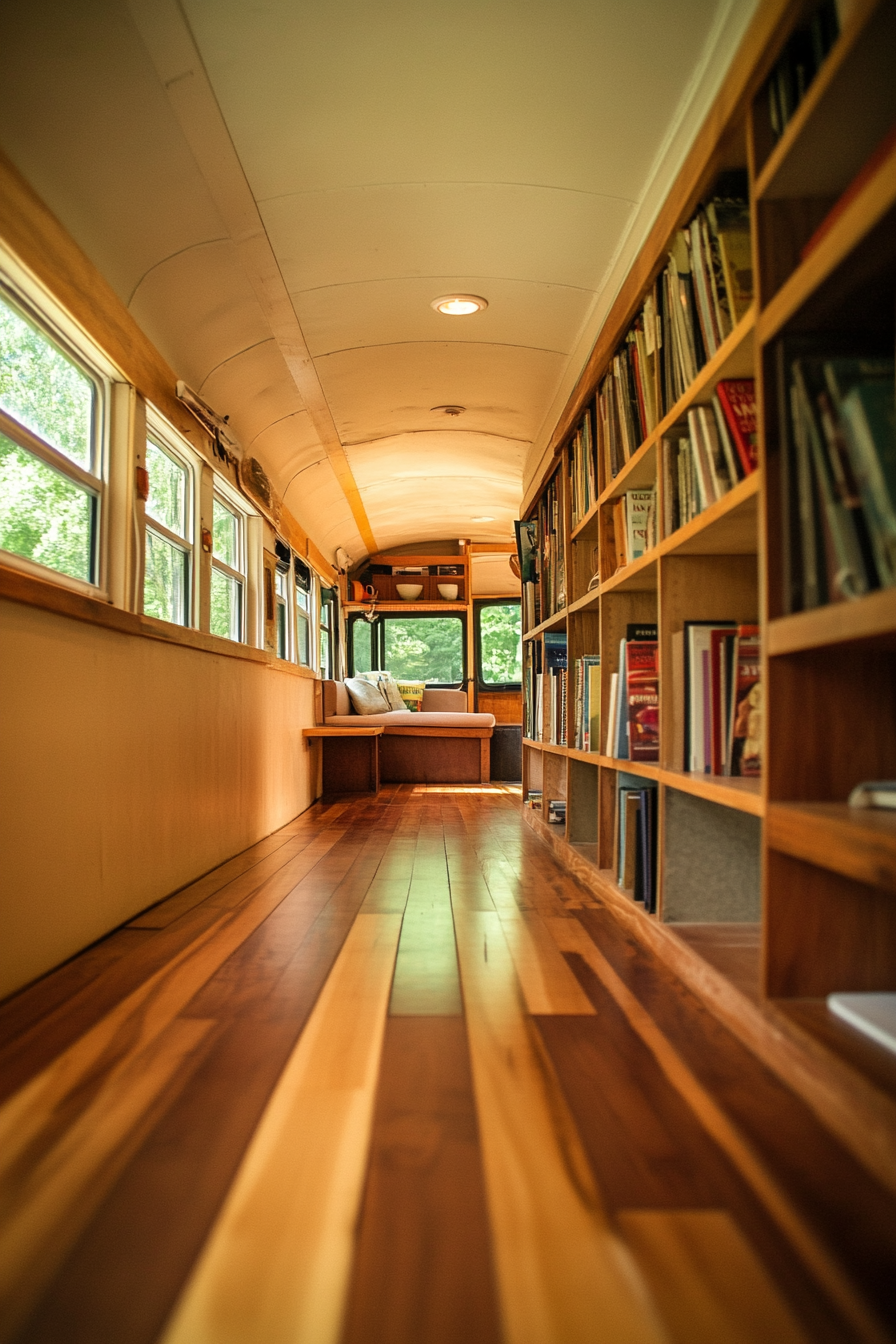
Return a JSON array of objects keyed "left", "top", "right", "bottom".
[
  {"left": 322, "top": 680, "right": 351, "bottom": 718},
  {"left": 421, "top": 688, "right": 467, "bottom": 713}
]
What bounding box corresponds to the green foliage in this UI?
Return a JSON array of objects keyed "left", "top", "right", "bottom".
[
  {"left": 479, "top": 603, "right": 522, "bottom": 684},
  {"left": 213, "top": 498, "right": 238, "bottom": 566},
  {"left": 384, "top": 616, "right": 464, "bottom": 683},
  {"left": 0, "top": 433, "right": 92, "bottom": 579},
  {"left": 146, "top": 440, "right": 186, "bottom": 536},
  {"left": 144, "top": 529, "right": 187, "bottom": 624},
  {"left": 211, "top": 567, "right": 241, "bottom": 640},
  {"left": 0, "top": 298, "right": 93, "bottom": 467}
]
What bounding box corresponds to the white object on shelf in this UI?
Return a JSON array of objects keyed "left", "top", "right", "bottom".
[
  {"left": 438, "top": 583, "right": 459, "bottom": 600},
  {"left": 828, "top": 993, "right": 896, "bottom": 1056},
  {"left": 396, "top": 584, "right": 423, "bottom": 600},
  {"left": 847, "top": 781, "right": 896, "bottom": 809}
]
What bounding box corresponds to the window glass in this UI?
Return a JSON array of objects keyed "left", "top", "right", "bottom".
[
  {"left": 0, "top": 295, "right": 94, "bottom": 469},
  {"left": 351, "top": 618, "right": 372, "bottom": 674},
  {"left": 146, "top": 439, "right": 187, "bottom": 537},
  {"left": 144, "top": 530, "right": 187, "bottom": 625},
  {"left": 0, "top": 430, "right": 93, "bottom": 580},
  {"left": 213, "top": 497, "right": 238, "bottom": 567},
  {"left": 383, "top": 616, "right": 463, "bottom": 683},
  {"left": 275, "top": 568, "right": 288, "bottom": 659},
  {"left": 210, "top": 567, "right": 242, "bottom": 641},
  {"left": 478, "top": 603, "right": 522, "bottom": 685},
  {"left": 296, "top": 612, "right": 310, "bottom": 665}
]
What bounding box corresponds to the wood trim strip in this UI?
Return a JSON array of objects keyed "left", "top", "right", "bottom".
[
  {"left": 521, "top": 0, "right": 799, "bottom": 511},
  {"left": 159, "top": 913, "right": 402, "bottom": 1344},
  {"left": 0, "top": 562, "right": 317, "bottom": 676}
]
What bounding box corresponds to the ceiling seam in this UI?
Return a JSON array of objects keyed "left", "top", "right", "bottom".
[
  {"left": 311, "top": 340, "right": 571, "bottom": 359},
  {"left": 255, "top": 182, "right": 640, "bottom": 206},
  {"left": 125, "top": 0, "right": 378, "bottom": 555},
  {"left": 126, "top": 234, "right": 230, "bottom": 306},
  {"left": 291, "top": 276, "right": 596, "bottom": 296},
  {"left": 199, "top": 336, "right": 277, "bottom": 391}
]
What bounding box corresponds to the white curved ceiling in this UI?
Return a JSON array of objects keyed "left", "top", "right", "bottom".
[{"left": 0, "top": 0, "right": 758, "bottom": 562}]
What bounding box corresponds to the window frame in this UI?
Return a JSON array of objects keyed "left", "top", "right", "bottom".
[
  {"left": 474, "top": 598, "right": 523, "bottom": 692},
  {"left": 142, "top": 415, "right": 198, "bottom": 628},
  {"left": 210, "top": 488, "right": 248, "bottom": 644},
  {"left": 319, "top": 580, "right": 339, "bottom": 680},
  {"left": 348, "top": 610, "right": 467, "bottom": 688},
  {"left": 294, "top": 555, "right": 313, "bottom": 667},
  {"left": 0, "top": 273, "right": 110, "bottom": 596}
]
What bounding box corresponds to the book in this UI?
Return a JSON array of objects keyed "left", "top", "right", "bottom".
[
  {"left": 625, "top": 640, "right": 659, "bottom": 762},
  {"left": 605, "top": 672, "right": 619, "bottom": 757},
  {"left": 627, "top": 623, "right": 657, "bottom": 641},
  {"left": 615, "top": 638, "right": 629, "bottom": 759},
  {"left": 833, "top": 374, "right": 896, "bottom": 589},
  {"left": 728, "top": 625, "right": 761, "bottom": 777},
  {"left": 716, "top": 379, "right": 758, "bottom": 476},
  {"left": 847, "top": 781, "right": 896, "bottom": 810},
  {"left": 684, "top": 621, "right": 737, "bottom": 773},
  {"left": 622, "top": 791, "right": 641, "bottom": 891}
]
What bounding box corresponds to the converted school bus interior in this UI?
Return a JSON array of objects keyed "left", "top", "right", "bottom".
[{"left": 1, "top": 0, "right": 896, "bottom": 1340}]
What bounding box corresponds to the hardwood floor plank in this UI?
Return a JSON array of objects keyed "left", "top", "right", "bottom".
[
  {"left": 340, "top": 1018, "right": 502, "bottom": 1344},
  {"left": 618, "top": 1210, "right": 808, "bottom": 1344},
  {"left": 160, "top": 913, "right": 402, "bottom": 1344},
  {"left": 552, "top": 916, "right": 892, "bottom": 1344},
  {"left": 13, "top": 858, "right": 380, "bottom": 1344},
  {"left": 453, "top": 908, "right": 666, "bottom": 1344},
  {"left": 389, "top": 835, "right": 460, "bottom": 1015},
  {"left": 495, "top": 911, "right": 596, "bottom": 1015},
  {"left": 0, "top": 1016, "right": 215, "bottom": 1342}
]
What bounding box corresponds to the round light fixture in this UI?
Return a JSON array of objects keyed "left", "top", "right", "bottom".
[
  {"left": 472, "top": 516, "right": 495, "bottom": 522},
  {"left": 431, "top": 294, "right": 488, "bottom": 316},
  {"left": 430, "top": 404, "right": 465, "bottom": 416}
]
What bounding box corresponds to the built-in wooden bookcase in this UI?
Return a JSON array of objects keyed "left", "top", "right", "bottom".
[{"left": 520, "top": 0, "right": 896, "bottom": 1053}]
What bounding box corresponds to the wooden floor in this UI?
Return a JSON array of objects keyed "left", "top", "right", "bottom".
[{"left": 1, "top": 785, "right": 894, "bottom": 1344}]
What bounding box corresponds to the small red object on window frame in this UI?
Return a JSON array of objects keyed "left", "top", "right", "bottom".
[
  {"left": 201, "top": 527, "right": 213, "bottom": 553},
  {"left": 135, "top": 465, "right": 150, "bottom": 501}
]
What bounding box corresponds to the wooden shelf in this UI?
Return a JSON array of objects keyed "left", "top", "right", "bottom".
[
  {"left": 595, "top": 755, "right": 661, "bottom": 781},
  {"left": 566, "top": 746, "right": 601, "bottom": 765},
  {"left": 757, "top": 133, "right": 896, "bottom": 345},
  {"left": 659, "top": 471, "right": 760, "bottom": 559},
  {"left": 767, "top": 587, "right": 896, "bottom": 656},
  {"left": 598, "top": 552, "right": 658, "bottom": 597},
  {"left": 767, "top": 802, "right": 896, "bottom": 891},
  {"left": 344, "top": 601, "right": 469, "bottom": 613},
  {"left": 662, "top": 769, "right": 764, "bottom": 817},
  {"left": 522, "top": 738, "right": 568, "bottom": 756},
  {"left": 754, "top": 0, "right": 896, "bottom": 201},
  {"left": 522, "top": 606, "right": 568, "bottom": 642}
]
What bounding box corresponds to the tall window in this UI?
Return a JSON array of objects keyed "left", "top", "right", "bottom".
[
  {"left": 143, "top": 438, "right": 191, "bottom": 625},
  {"left": 476, "top": 600, "right": 522, "bottom": 687},
  {"left": 349, "top": 613, "right": 464, "bottom": 685},
  {"left": 320, "top": 584, "right": 338, "bottom": 679},
  {"left": 294, "top": 556, "right": 312, "bottom": 666},
  {"left": 210, "top": 495, "right": 245, "bottom": 641},
  {"left": 0, "top": 290, "right": 102, "bottom": 586},
  {"left": 275, "top": 566, "right": 289, "bottom": 659}
]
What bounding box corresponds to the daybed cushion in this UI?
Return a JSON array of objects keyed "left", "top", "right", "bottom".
[
  {"left": 325, "top": 711, "right": 496, "bottom": 728},
  {"left": 344, "top": 676, "right": 390, "bottom": 715},
  {"left": 421, "top": 689, "right": 467, "bottom": 712}
]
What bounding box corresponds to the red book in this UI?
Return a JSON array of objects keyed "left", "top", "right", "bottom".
[
  {"left": 727, "top": 625, "right": 761, "bottom": 778},
  {"left": 710, "top": 628, "right": 736, "bottom": 775},
  {"left": 625, "top": 641, "right": 659, "bottom": 762},
  {"left": 716, "top": 378, "right": 757, "bottom": 476}
]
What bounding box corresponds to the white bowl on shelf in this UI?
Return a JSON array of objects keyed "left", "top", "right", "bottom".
[
  {"left": 437, "top": 583, "right": 459, "bottom": 600},
  {"left": 396, "top": 583, "right": 423, "bottom": 600}
]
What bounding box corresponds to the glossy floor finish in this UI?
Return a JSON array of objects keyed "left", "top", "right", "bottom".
[{"left": 0, "top": 785, "right": 894, "bottom": 1344}]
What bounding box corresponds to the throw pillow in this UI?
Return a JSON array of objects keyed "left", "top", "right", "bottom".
[
  {"left": 357, "top": 670, "right": 406, "bottom": 712},
  {"left": 396, "top": 680, "right": 425, "bottom": 712},
  {"left": 344, "top": 677, "right": 390, "bottom": 715}
]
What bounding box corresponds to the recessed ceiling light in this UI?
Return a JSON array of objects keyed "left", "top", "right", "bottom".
[
  {"left": 431, "top": 294, "right": 488, "bottom": 316},
  {"left": 472, "top": 516, "right": 495, "bottom": 522},
  {"left": 431, "top": 404, "right": 465, "bottom": 416}
]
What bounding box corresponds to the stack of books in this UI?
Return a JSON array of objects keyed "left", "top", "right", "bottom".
[
  {"left": 604, "top": 625, "right": 659, "bottom": 762},
  {"left": 669, "top": 621, "right": 761, "bottom": 776},
  {"left": 779, "top": 351, "right": 895, "bottom": 613},
  {"left": 598, "top": 172, "right": 752, "bottom": 483},
  {"left": 766, "top": 0, "right": 840, "bottom": 142},
  {"left": 525, "top": 790, "right": 543, "bottom": 811},
  {"left": 573, "top": 654, "right": 601, "bottom": 751},
  {"left": 568, "top": 407, "right": 598, "bottom": 529},
  {"left": 547, "top": 799, "right": 567, "bottom": 826},
  {"left": 536, "top": 633, "right": 568, "bottom": 746},
  {"left": 662, "top": 380, "right": 757, "bottom": 535},
  {"left": 537, "top": 470, "right": 566, "bottom": 617},
  {"left": 604, "top": 488, "right": 657, "bottom": 573},
  {"left": 615, "top": 775, "right": 659, "bottom": 912}
]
